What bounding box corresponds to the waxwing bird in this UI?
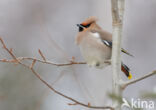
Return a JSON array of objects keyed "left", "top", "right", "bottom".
[{"left": 76, "top": 16, "right": 132, "bottom": 79}]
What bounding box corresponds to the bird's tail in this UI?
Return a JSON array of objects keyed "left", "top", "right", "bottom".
[{"left": 121, "top": 63, "right": 132, "bottom": 80}]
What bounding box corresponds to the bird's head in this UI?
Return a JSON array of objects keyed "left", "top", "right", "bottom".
[{"left": 76, "top": 16, "right": 101, "bottom": 32}]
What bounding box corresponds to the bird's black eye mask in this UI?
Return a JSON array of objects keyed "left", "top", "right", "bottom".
[
  {"left": 78, "top": 26, "right": 84, "bottom": 32},
  {"left": 77, "top": 23, "right": 91, "bottom": 32}
]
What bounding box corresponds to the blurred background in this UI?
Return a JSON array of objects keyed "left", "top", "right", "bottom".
[{"left": 0, "top": 0, "right": 156, "bottom": 110}]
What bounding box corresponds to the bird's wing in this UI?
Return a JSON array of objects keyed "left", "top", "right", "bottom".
[
  {"left": 90, "top": 30, "right": 133, "bottom": 57},
  {"left": 102, "top": 40, "right": 134, "bottom": 57}
]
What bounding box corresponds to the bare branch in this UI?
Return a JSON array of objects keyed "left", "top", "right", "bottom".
[
  {"left": 122, "top": 70, "right": 156, "bottom": 89},
  {"left": 111, "top": 0, "right": 125, "bottom": 109},
  {"left": 111, "top": 0, "right": 121, "bottom": 24},
  {"left": 0, "top": 57, "right": 111, "bottom": 67},
  {"left": 30, "top": 67, "right": 114, "bottom": 110},
  {"left": 0, "top": 57, "right": 86, "bottom": 66},
  {"left": 30, "top": 59, "right": 36, "bottom": 69},
  {"left": 0, "top": 38, "right": 18, "bottom": 61},
  {"left": 0, "top": 38, "right": 114, "bottom": 110},
  {"left": 38, "top": 49, "right": 46, "bottom": 61}
]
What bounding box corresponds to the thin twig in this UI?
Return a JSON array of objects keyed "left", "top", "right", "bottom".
[
  {"left": 122, "top": 70, "right": 156, "bottom": 89},
  {"left": 0, "top": 57, "right": 111, "bottom": 67},
  {"left": 30, "top": 68, "right": 113, "bottom": 110},
  {"left": 38, "top": 49, "right": 46, "bottom": 61},
  {"left": 0, "top": 37, "right": 114, "bottom": 110},
  {"left": 0, "top": 38, "right": 18, "bottom": 61},
  {"left": 0, "top": 57, "right": 86, "bottom": 66},
  {"left": 30, "top": 59, "right": 36, "bottom": 69}
]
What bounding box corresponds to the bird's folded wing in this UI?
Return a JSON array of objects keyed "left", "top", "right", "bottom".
[{"left": 102, "top": 40, "right": 134, "bottom": 57}]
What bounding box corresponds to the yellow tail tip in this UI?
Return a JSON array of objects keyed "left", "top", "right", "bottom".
[{"left": 128, "top": 72, "right": 132, "bottom": 80}]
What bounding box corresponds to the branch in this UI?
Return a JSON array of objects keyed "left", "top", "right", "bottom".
[
  {"left": 111, "top": 0, "right": 125, "bottom": 109},
  {"left": 0, "top": 57, "right": 86, "bottom": 66},
  {"left": 122, "top": 70, "right": 156, "bottom": 89},
  {"left": 0, "top": 38, "right": 114, "bottom": 110},
  {"left": 38, "top": 49, "right": 46, "bottom": 61},
  {"left": 30, "top": 67, "right": 113, "bottom": 110},
  {"left": 0, "top": 38, "right": 18, "bottom": 61},
  {"left": 0, "top": 57, "right": 111, "bottom": 67},
  {"left": 111, "top": 0, "right": 121, "bottom": 24},
  {"left": 111, "top": 0, "right": 123, "bottom": 92}
]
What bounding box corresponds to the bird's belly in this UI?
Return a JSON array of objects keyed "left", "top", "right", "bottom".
[{"left": 80, "top": 44, "right": 111, "bottom": 69}]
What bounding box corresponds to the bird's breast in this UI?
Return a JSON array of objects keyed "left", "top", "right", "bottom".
[{"left": 79, "top": 33, "right": 111, "bottom": 68}]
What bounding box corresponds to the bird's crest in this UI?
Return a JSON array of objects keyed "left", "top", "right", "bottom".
[{"left": 81, "top": 16, "right": 98, "bottom": 26}]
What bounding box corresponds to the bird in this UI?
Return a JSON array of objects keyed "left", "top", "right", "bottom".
[{"left": 75, "top": 16, "right": 132, "bottom": 79}]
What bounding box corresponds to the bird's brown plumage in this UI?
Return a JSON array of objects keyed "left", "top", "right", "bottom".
[
  {"left": 76, "top": 16, "right": 112, "bottom": 44},
  {"left": 76, "top": 16, "right": 132, "bottom": 79},
  {"left": 81, "top": 16, "right": 98, "bottom": 26}
]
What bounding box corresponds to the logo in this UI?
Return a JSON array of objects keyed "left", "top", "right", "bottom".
[
  {"left": 121, "top": 98, "right": 130, "bottom": 108},
  {"left": 122, "top": 98, "right": 155, "bottom": 109}
]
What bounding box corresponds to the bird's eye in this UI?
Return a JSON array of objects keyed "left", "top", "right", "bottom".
[{"left": 79, "top": 27, "right": 83, "bottom": 32}]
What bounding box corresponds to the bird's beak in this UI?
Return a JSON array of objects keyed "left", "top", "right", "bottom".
[{"left": 76, "top": 24, "right": 84, "bottom": 28}]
